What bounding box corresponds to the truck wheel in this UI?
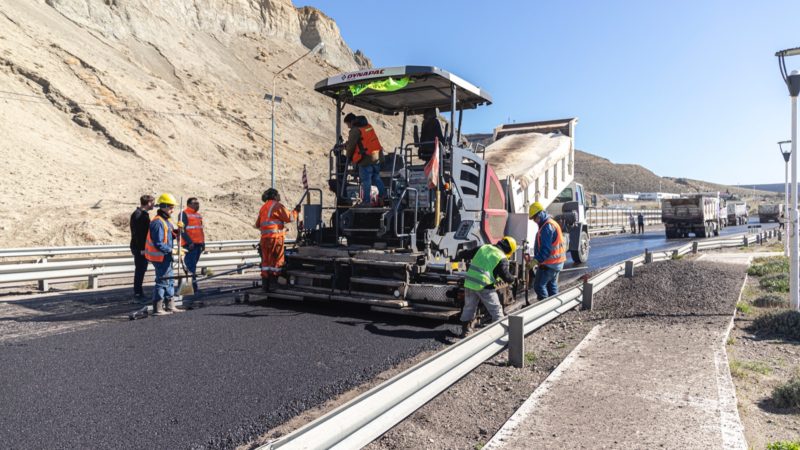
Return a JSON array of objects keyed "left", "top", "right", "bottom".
[{"left": 570, "top": 231, "right": 590, "bottom": 264}]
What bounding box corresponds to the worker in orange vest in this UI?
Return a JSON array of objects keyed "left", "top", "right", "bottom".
[
  {"left": 528, "top": 202, "right": 567, "bottom": 300},
  {"left": 255, "top": 188, "right": 299, "bottom": 291},
  {"left": 179, "top": 197, "right": 205, "bottom": 297},
  {"left": 344, "top": 113, "right": 386, "bottom": 206},
  {"left": 144, "top": 193, "right": 183, "bottom": 315}
]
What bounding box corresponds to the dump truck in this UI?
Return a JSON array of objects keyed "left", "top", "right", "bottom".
[
  {"left": 727, "top": 201, "right": 748, "bottom": 226},
  {"left": 662, "top": 195, "right": 721, "bottom": 238},
  {"left": 254, "top": 66, "right": 580, "bottom": 320},
  {"left": 758, "top": 203, "right": 784, "bottom": 223}
]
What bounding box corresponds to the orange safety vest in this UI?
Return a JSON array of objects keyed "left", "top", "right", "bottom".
[
  {"left": 351, "top": 125, "right": 382, "bottom": 164},
  {"left": 182, "top": 208, "right": 205, "bottom": 245},
  {"left": 259, "top": 200, "right": 295, "bottom": 239},
  {"left": 144, "top": 216, "right": 170, "bottom": 263},
  {"left": 536, "top": 218, "right": 566, "bottom": 265}
]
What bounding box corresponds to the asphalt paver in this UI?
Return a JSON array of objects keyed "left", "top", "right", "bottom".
[{"left": 0, "top": 300, "right": 451, "bottom": 449}]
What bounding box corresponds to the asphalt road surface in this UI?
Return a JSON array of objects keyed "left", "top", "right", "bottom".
[{"left": 0, "top": 220, "right": 776, "bottom": 449}]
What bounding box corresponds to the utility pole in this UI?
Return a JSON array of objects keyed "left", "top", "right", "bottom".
[
  {"left": 266, "top": 42, "right": 324, "bottom": 188},
  {"left": 776, "top": 47, "right": 800, "bottom": 311},
  {"left": 780, "top": 140, "right": 792, "bottom": 257}
]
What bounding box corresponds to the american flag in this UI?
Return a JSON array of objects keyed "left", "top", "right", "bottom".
[
  {"left": 424, "top": 137, "right": 439, "bottom": 189},
  {"left": 302, "top": 164, "right": 308, "bottom": 191}
]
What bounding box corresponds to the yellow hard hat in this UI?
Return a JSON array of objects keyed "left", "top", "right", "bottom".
[
  {"left": 529, "top": 201, "right": 545, "bottom": 219},
  {"left": 501, "top": 236, "right": 517, "bottom": 258},
  {"left": 156, "top": 193, "right": 177, "bottom": 206}
]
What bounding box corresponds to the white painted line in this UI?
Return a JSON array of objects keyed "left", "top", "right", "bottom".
[{"left": 483, "top": 323, "right": 605, "bottom": 450}]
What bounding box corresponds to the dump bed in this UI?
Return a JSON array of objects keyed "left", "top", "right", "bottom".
[
  {"left": 662, "top": 197, "right": 720, "bottom": 224},
  {"left": 484, "top": 119, "right": 576, "bottom": 214}
]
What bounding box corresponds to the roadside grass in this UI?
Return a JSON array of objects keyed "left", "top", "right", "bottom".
[
  {"left": 524, "top": 352, "right": 537, "bottom": 366},
  {"left": 768, "top": 441, "right": 800, "bottom": 450},
  {"left": 748, "top": 256, "right": 789, "bottom": 277},
  {"left": 73, "top": 280, "right": 89, "bottom": 290},
  {"left": 772, "top": 376, "right": 800, "bottom": 409},
  {"left": 749, "top": 310, "right": 800, "bottom": 341},
  {"left": 726, "top": 336, "right": 736, "bottom": 345},
  {"left": 760, "top": 273, "right": 790, "bottom": 293},
  {"left": 736, "top": 302, "right": 752, "bottom": 314},
  {"left": 754, "top": 294, "right": 789, "bottom": 308},
  {"left": 730, "top": 359, "right": 773, "bottom": 378}
]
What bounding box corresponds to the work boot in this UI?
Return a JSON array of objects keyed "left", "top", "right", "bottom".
[
  {"left": 261, "top": 279, "right": 271, "bottom": 292},
  {"left": 459, "top": 320, "right": 475, "bottom": 338},
  {"left": 164, "top": 297, "right": 184, "bottom": 313},
  {"left": 152, "top": 300, "right": 170, "bottom": 316}
]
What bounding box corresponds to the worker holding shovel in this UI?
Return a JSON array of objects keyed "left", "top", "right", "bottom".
[
  {"left": 255, "top": 188, "right": 300, "bottom": 291},
  {"left": 143, "top": 193, "right": 184, "bottom": 315}
]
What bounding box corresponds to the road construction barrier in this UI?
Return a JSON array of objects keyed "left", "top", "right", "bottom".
[{"left": 262, "top": 229, "right": 776, "bottom": 450}]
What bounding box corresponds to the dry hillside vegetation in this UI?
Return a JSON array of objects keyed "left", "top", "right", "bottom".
[{"left": 0, "top": 0, "right": 403, "bottom": 247}]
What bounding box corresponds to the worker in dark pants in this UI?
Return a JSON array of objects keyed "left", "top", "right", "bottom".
[
  {"left": 637, "top": 213, "right": 645, "bottom": 234},
  {"left": 628, "top": 213, "right": 636, "bottom": 234},
  {"left": 458, "top": 236, "right": 518, "bottom": 337},
  {"left": 179, "top": 197, "right": 205, "bottom": 297},
  {"left": 144, "top": 193, "right": 183, "bottom": 315},
  {"left": 129, "top": 194, "right": 154, "bottom": 302},
  {"left": 529, "top": 202, "right": 566, "bottom": 300}
]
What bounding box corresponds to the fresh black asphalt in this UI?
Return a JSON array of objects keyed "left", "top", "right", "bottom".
[{"left": 0, "top": 301, "right": 452, "bottom": 449}]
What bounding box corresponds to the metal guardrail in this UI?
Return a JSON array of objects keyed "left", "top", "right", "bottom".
[
  {"left": 587, "top": 208, "right": 661, "bottom": 229},
  {"left": 0, "top": 239, "right": 260, "bottom": 259},
  {"left": 262, "top": 228, "right": 778, "bottom": 450}
]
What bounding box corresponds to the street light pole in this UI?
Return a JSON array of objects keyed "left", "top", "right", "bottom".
[
  {"left": 780, "top": 140, "right": 792, "bottom": 257},
  {"left": 266, "top": 42, "right": 324, "bottom": 188},
  {"left": 776, "top": 47, "right": 800, "bottom": 311}
]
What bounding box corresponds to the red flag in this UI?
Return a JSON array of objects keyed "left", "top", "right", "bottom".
[
  {"left": 302, "top": 164, "right": 308, "bottom": 191},
  {"left": 424, "top": 137, "right": 439, "bottom": 189}
]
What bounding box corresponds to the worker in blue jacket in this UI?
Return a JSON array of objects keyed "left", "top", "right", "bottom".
[
  {"left": 144, "top": 193, "right": 183, "bottom": 315},
  {"left": 529, "top": 202, "right": 567, "bottom": 300}
]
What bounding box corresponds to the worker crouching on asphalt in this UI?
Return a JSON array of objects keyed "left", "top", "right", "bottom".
[
  {"left": 529, "top": 202, "right": 566, "bottom": 300},
  {"left": 144, "top": 193, "right": 183, "bottom": 315},
  {"left": 256, "top": 188, "right": 300, "bottom": 291},
  {"left": 179, "top": 197, "right": 205, "bottom": 297},
  {"left": 344, "top": 112, "right": 386, "bottom": 206},
  {"left": 458, "top": 236, "right": 518, "bottom": 337}
]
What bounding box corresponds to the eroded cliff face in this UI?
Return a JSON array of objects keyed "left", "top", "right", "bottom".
[{"left": 0, "top": 0, "right": 392, "bottom": 246}]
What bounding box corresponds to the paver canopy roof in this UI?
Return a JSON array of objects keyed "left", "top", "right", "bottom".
[{"left": 314, "top": 66, "right": 492, "bottom": 115}]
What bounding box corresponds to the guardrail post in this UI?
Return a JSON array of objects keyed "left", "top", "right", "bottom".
[
  {"left": 692, "top": 242, "right": 699, "bottom": 254},
  {"left": 508, "top": 315, "right": 524, "bottom": 368},
  {"left": 237, "top": 265, "right": 244, "bottom": 275},
  {"left": 582, "top": 281, "right": 594, "bottom": 310},
  {"left": 778, "top": 230, "right": 783, "bottom": 242},
  {"left": 88, "top": 275, "right": 98, "bottom": 290},
  {"left": 671, "top": 249, "right": 679, "bottom": 259},
  {"left": 38, "top": 279, "right": 49, "bottom": 291},
  {"left": 624, "top": 260, "right": 634, "bottom": 278},
  {"left": 644, "top": 250, "right": 653, "bottom": 264},
  {"left": 742, "top": 235, "right": 749, "bottom": 247},
  {"left": 756, "top": 234, "right": 762, "bottom": 245}
]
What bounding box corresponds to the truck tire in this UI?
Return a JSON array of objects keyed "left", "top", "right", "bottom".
[{"left": 570, "top": 231, "right": 589, "bottom": 264}]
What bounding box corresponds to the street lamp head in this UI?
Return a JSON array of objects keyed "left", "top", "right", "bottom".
[
  {"left": 776, "top": 47, "right": 800, "bottom": 96},
  {"left": 779, "top": 140, "right": 793, "bottom": 161}
]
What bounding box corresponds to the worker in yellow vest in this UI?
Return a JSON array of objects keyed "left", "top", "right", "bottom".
[{"left": 458, "top": 236, "right": 518, "bottom": 337}]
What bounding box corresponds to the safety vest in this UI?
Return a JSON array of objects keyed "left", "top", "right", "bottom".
[
  {"left": 144, "top": 216, "right": 171, "bottom": 263},
  {"left": 182, "top": 208, "right": 205, "bottom": 245},
  {"left": 351, "top": 125, "right": 382, "bottom": 164},
  {"left": 464, "top": 244, "right": 506, "bottom": 291},
  {"left": 259, "top": 200, "right": 289, "bottom": 239},
  {"left": 536, "top": 218, "right": 566, "bottom": 265}
]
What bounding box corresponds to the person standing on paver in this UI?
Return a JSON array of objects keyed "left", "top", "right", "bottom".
[
  {"left": 179, "top": 197, "right": 205, "bottom": 297},
  {"left": 529, "top": 202, "right": 566, "bottom": 300},
  {"left": 458, "top": 236, "right": 518, "bottom": 337},
  {"left": 129, "top": 194, "right": 154, "bottom": 302},
  {"left": 637, "top": 212, "right": 645, "bottom": 234},
  {"left": 628, "top": 212, "right": 636, "bottom": 234},
  {"left": 144, "top": 193, "right": 183, "bottom": 315}
]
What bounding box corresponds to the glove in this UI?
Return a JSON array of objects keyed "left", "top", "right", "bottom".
[
  {"left": 172, "top": 247, "right": 185, "bottom": 256},
  {"left": 294, "top": 205, "right": 301, "bottom": 213},
  {"left": 176, "top": 221, "right": 185, "bottom": 230}
]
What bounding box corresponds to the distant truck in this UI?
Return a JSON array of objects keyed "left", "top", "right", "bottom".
[
  {"left": 727, "top": 202, "right": 748, "bottom": 226},
  {"left": 662, "top": 196, "right": 721, "bottom": 239},
  {"left": 758, "top": 203, "right": 784, "bottom": 223}
]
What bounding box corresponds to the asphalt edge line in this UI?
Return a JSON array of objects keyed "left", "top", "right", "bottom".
[
  {"left": 713, "top": 272, "right": 749, "bottom": 449},
  {"left": 483, "top": 322, "right": 606, "bottom": 450}
]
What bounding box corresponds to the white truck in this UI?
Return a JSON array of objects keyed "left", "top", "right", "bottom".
[
  {"left": 662, "top": 195, "right": 721, "bottom": 238},
  {"left": 727, "top": 201, "right": 748, "bottom": 226},
  {"left": 758, "top": 203, "right": 784, "bottom": 223}
]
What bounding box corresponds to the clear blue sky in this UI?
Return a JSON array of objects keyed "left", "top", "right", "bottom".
[{"left": 305, "top": 0, "right": 800, "bottom": 185}]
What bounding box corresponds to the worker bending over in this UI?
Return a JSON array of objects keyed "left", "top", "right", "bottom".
[
  {"left": 344, "top": 112, "right": 385, "bottom": 206},
  {"left": 179, "top": 197, "right": 205, "bottom": 297},
  {"left": 458, "top": 236, "right": 518, "bottom": 337},
  {"left": 144, "top": 193, "right": 183, "bottom": 315},
  {"left": 529, "top": 202, "right": 566, "bottom": 300},
  {"left": 256, "top": 188, "right": 300, "bottom": 291}
]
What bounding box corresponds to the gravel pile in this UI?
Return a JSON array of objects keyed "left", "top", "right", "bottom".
[{"left": 591, "top": 260, "right": 746, "bottom": 320}]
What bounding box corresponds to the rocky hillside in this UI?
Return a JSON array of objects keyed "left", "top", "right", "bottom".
[{"left": 0, "top": 0, "right": 402, "bottom": 247}]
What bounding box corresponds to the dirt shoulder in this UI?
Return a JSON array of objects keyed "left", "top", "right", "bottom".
[{"left": 727, "top": 256, "right": 800, "bottom": 449}]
